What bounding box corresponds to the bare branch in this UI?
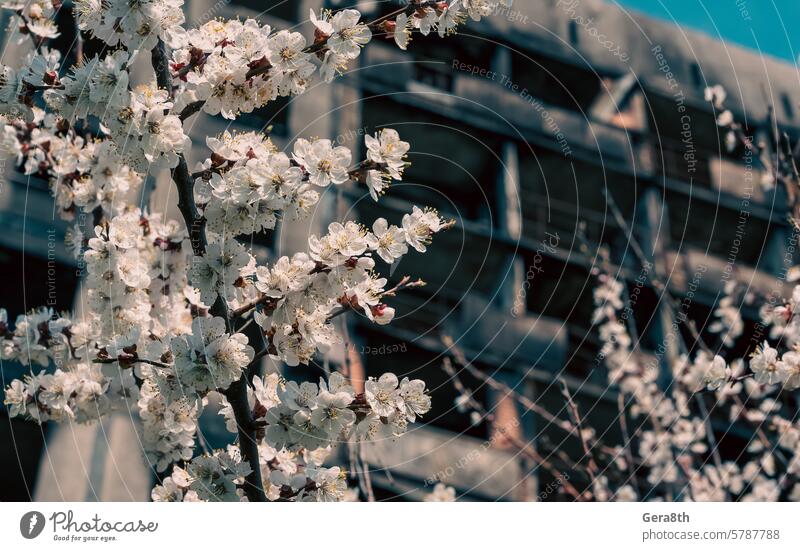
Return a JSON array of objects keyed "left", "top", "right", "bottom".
[{"left": 440, "top": 356, "right": 586, "bottom": 501}]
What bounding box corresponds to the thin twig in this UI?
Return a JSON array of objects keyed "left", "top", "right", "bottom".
[
  {"left": 442, "top": 335, "right": 618, "bottom": 456},
  {"left": 559, "top": 378, "right": 601, "bottom": 500},
  {"left": 604, "top": 188, "right": 714, "bottom": 356},
  {"left": 441, "top": 357, "right": 585, "bottom": 500},
  {"left": 693, "top": 395, "right": 724, "bottom": 473},
  {"left": 616, "top": 394, "right": 638, "bottom": 487}
]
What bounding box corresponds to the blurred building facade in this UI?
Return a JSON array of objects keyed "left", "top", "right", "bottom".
[{"left": 1, "top": 0, "right": 798, "bottom": 501}]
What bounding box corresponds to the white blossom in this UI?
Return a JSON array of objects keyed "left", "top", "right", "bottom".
[
  {"left": 365, "top": 373, "right": 401, "bottom": 417},
  {"left": 751, "top": 343, "right": 782, "bottom": 385},
  {"left": 425, "top": 483, "right": 456, "bottom": 502}
]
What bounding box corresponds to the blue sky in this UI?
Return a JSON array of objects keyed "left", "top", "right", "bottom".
[{"left": 610, "top": 0, "right": 800, "bottom": 63}]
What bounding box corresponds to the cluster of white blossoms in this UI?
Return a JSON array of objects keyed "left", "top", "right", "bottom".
[
  {"left": 83, "top": 209, "right": 190, "bottom": 348},
  {"left": 169, "top": 18, "right": 314, "bottom": 119},
  {"left": 152, "top": 446, "right": 251, "bottom": 502},
  {"left": 194, "top": 132, "right": 311, "bottom": 237},
  {"left": 3, "top": 362, "right": 111, "bottom": 424},
  {"left": 0, "top": 306, "right": 136, "bottom": 424},
  {"left": 678, "top": 351, "right": 729, "bottom": 392},
  {"left": 705, "top": 84, "right": 782, "bottom": 189},
  {"left": 2, "top": 105, "right": 145, "bottom": 219},
  {"left": 707, "top": 280, "right": 745, "bottom": 348},
  {"left": 191, "top": 128, "right": 410, "bottom": 240},
  {"left": 590, "top": 266, "right": 800, "bottom": 501},
  {"left": 0, "top": 307, "right": 74, "bottom": 367},
  {"left": 0, "top": 0, "right": 506, "bottom": 502},
  {"left": 0, "top": 45, "right": 61, "bottom": 121},
  {"left": 219, "top": 373, "right": 351, "bottom": 502},
  {"left": 363, "top": 128, "right": 410, "bottom": 201},
  {"left": 1, "top": 1, "right": 60, "bottom": 43},
  {"left": 73, "top": 0, "right": 186, "bottom": 50},
  {"left": 258, "top": 372, "right": 430, "bottom": 453},
  {"left": 152, "top": 443, "right": 350, "bottom": 502},
  {"left": 1, "top": 207, "right": 195, "bottom": 419},
  {"left": 149, "top": 371, "right": 431, "bottom": 501},
  {"left": 390, "top": 0, "right": 513, "bottom": 50},
  {"left": 749, "top": 343, "right": 800, "bottom": 390},
  {"left": 591, "top": 273, "right": 635, "bottom": 386},
  {"left": 0, "top": 0, "right": 505, "bottom": 170},
  {"left": 138, "top": 378, "right": 199, "bottom": 471},
  {"left": 760, "top": 285, "right": 800, "bottom": 345},
  {"left": 171, "top": 316, "right": 255, "bottom": 393},
  {"left": 189, "top": 129, "right": 409, "bottom": 240},
  {"left": 274, "top": 376, "right": 429, "bottom": 500},
  {"left": 167, "top": 7, "right": 374, "bottom": 119},
  {"left": 33, "top": 45, "right": 192, "bottom": 171},
  {"left": 310, "top": 9, "right": 371, "bottom": 83},
  {"left": 166, "top": 2, "right": 514, "bottom": 119},
  {"left": 251, "top": 208, "right": 447, "bottom": 367}
]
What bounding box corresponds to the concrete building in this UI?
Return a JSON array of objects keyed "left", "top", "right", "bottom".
[{"left": 1, "top": 0, "right": 797, "bottom": 501}]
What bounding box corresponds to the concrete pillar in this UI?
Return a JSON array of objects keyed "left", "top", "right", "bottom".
[
  {"left": 486, "top": 141, "right": 535, "bottom": 500},
  {"left": 635, "top": 186, "right": 678, "bottom": 387}
]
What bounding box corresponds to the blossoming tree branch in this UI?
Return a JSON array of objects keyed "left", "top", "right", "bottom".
[
  {"left": 0, "top": 0, "right": 512, "bottom": 502},
  {"left": 438, "top": 87, "right": 800, "bottom": 502},
  {"left": 6, "top": 0, "right": 794, "bottom": 505}
]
